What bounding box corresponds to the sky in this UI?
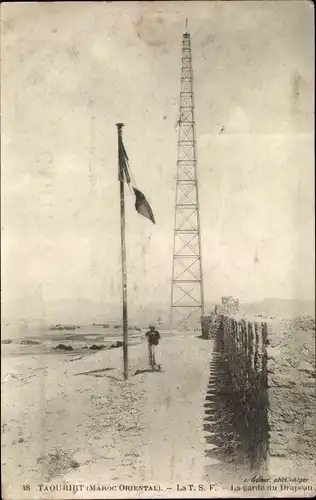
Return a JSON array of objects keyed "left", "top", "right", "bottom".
[{"left": 1, "top": 1, "right": 315, "bottom": 318}]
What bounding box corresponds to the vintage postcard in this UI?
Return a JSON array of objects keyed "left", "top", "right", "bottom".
[{"left": 1, "top": 1, "right": 315, "bottom": 498}]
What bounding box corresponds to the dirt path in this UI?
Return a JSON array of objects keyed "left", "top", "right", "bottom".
[
  {"left": 141, "top": 334, "right": 211, "bottom": 485},
  {"left": 2, "top": 333, "right": 220, "bottom": 499}
]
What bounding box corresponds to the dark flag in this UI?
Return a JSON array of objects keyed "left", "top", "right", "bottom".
[
  {"left": 118, "top": 130, "right": 156, "bottom": 224},
  {"left": 118, "top": 134, "right": 131, "bottom": 184},
  {"left": 133, "top": 187, "right": 156, "bottom": 224}
]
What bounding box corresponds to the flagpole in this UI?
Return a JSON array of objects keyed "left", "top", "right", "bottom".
[{"left": 116, "top": 122, "right": 128, "bottom": 380}]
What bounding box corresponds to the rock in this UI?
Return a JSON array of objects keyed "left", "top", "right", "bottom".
[
  {"left": 298, "top": 361, "right": 314, "bottom": 376},
  {"left": 268, "top": 376, "right": 296, "bottom": 388},
  {"left": 54, "top": 344, "right": 73, "bottom": 351},
  {"left": 20, "top": 339, "right": 40, "bottom": 345},
  {"left": 305, "top": 380, "right": 316, "bottom": 387},
  {"left": 72, "top": 451, "right": 92, "bottom": 464},
  {"left": 69, "top": 459, "right": 80, "bottom": 469},
  {"left": 269, "top": 448, "right": 287, "bottom": 458},
  {"left": 281, "top": 412, "right": 295, "bottom": 424},
  {"left": 267, "top": 347, "right": 281, "bottom": 359}
]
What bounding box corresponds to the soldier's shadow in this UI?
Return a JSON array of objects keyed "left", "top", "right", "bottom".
[
  {"left": 74, "top": 367, "right": 115, "bottom": 377},
  {"left": 133, "top": 367, "right": 163, "bottom": 376}
]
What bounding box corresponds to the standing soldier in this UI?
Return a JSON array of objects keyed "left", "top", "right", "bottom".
[{"left": 145, "top": 325, "right": 161, "bottom": 371}]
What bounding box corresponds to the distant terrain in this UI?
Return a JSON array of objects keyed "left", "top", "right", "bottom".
[
  {"left": 2, "top": 296, "right": 314, "bottom": 330},
  {"left": 239, "top": 298, "right": 315, "bottom": 319},
  {"left": 1, "top": 298, "right": 169, "bottom": 327}
]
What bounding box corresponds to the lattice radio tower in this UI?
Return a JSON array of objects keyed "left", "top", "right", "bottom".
[{"left": 170, "top": 21, "right": 205, "bottom": 328}]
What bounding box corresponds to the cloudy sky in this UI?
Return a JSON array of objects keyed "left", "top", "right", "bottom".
[{"left": 1, "top": 1, "right": 314, "bottom": 316}]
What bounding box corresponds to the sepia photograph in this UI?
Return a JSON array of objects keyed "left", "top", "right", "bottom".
[{"left": 1, "top": 1, "right": 315, "bottom": 498}]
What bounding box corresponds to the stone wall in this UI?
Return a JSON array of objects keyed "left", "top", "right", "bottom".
[
  {"left": 216, "top": 296, "right": 240, "bottom": 316},
  {"left": 219, "top": 314, "right": 269, "bottom": 468},
  {"left": 201, "top": 315, "right": 212, "bottom": 339},
  {"left": 201, "top": 312, "right": 221, "bottom": 339},
  {"left": 214, "top": 312, "right": 316, "bottom": 473},
  {"left": 201, "top": 296, "right": 239, "bottom": 339}
]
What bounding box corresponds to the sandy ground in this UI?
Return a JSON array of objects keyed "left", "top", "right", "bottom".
[
  {"left": 3, "top": 329, "right": 315, "bottom": 500},
  {"left": 2, "top": 333, "right": 233, "bottom": 500}
]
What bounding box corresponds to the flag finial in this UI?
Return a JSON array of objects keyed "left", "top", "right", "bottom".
[{"left": 116, "top": 122, "right": 125, "bottom": 131}]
